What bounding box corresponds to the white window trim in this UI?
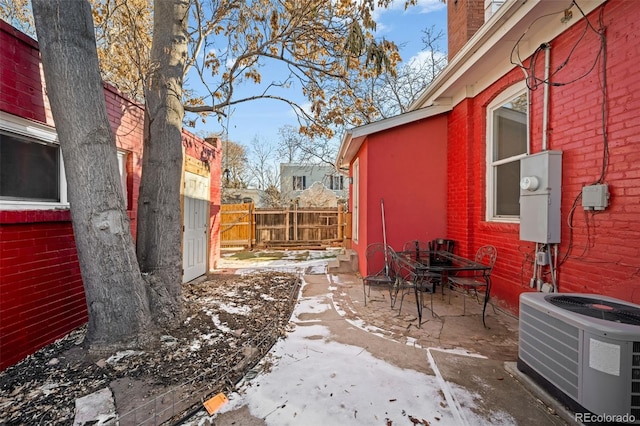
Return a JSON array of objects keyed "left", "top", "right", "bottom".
[
  {"left": 485, "top": 82, "right": 529, "bottom": 223},
  {"left": 117, "top": 150, "right": 128, "bottom": 208},
  {"left": 0, "top": 111, "right": 69, "bottom": 211}
]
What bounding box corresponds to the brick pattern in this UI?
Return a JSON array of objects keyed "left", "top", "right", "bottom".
[
  {"left": 0, "top": 22, "right": 221, "bottom": 370},
  {"left": 0, "top": 21, "right": 53, "bottom": 125},
  {"left": 447, "top": 0, "right": 640, "bottom": 310},
  {"left": 0, "top": 213, "right": 85, "bottom": 369},
  {"left": 448, "top": 0, "right": 485, "bottom": 60}
]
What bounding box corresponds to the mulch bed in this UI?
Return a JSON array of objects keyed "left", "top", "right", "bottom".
[{"left": 0, "top": 271, "right": 301, "bottom": 425}]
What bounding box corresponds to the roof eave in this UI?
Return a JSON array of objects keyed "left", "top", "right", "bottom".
[
  {"left": 410, "top": 0, "right": 532, "bottom": 110},
  {"left": 410, "top": 0, "right": 607, "bottom": 110}
]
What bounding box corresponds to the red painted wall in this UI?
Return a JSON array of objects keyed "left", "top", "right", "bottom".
[
  {"left": 0, "top": 21, "right": 221, "bottom": 370},
  {"left": 448, "top": 0, "right": 640, "bottom": 311},
  {"left": 353, "top": 114, "right": 448, "bottom": 274}
]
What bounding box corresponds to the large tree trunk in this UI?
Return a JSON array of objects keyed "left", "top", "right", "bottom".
[
  {"left": 136, "top": 0, "right": 189, "bottom": 325},
  {"left": 32, "top": 1, "right": 151, "bottom": 348}
]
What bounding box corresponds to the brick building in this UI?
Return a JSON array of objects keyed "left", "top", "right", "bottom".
[
  {"left": 0, "top": 21, "right": 222, "bottom": 370},
  {"left": 337, "top": 0, "right": 639, "bottom": 310}
]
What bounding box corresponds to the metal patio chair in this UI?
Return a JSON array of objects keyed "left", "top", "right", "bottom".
[
  {"left": 428, "top": 238, "right": 455, "bottom": 265},
  {"left": 362, "top": 242, "right": 395, "bottom": 306},
  {"left": 391, "top": 248, "right": 439, "bottom": 326},
  {"left": 448, "top": 245, "right": 497, "bottom": 316},
  {"left": 402, "top": 240, "right": 429, "bottom": 262},
  {"left": 428, "top": 238, "right": 455, "bottom": 294}
]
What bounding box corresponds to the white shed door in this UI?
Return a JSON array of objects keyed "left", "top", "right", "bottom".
[{"left": 182, "top": 172, "right": 209, "bottom": 283}]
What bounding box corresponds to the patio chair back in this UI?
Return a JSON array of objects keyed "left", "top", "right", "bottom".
[
  {"left": 429, "top": 238, "right": 455, "bottom": 266},
  {"left": 365, "top": 242, "right": 392, "bottom": 277},
  {"left": 402, "top": 240, "right": 429, "bottom": 261},
  {"left": 474, "top": 245, "right": 498, "bottom": 278},
  {"left": 363, "top": 242, "right": 395, "bottom": 306}
]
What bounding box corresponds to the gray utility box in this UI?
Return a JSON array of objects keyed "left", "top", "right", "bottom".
[{"left": 519, "top": 150, "right": 562, "bottom": 243}]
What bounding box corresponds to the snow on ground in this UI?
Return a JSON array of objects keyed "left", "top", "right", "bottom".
[
  {"left": 217, "top": 287, "right": 451, "bottom": 426},
  {"left": 189, "top": 251, "right": 516, "bottom": 426},
  {"left": 219, "top": 248, "right": 341, "bottom": 275}
]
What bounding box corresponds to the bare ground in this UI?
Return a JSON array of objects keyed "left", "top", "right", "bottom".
[{"left": 0, "top": 270, "right": 301, "bottom": 425}]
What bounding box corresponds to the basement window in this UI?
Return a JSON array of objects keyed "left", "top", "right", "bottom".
[
  {"left": 0, "top": 111, "right": 129, "bottom": 211},
  {"left": 0, "top": 132, "right": 60, "bottom": 201},
  {"left": 0, "top": 112, "right": 67, "bottom": 210}
]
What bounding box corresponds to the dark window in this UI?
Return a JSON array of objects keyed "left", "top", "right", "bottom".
[
  {"left": 293, "top": 175, "right": 306, "bottom": 190},
  {"left": 0, "top": 132, "right": 60, "bottom": 202},
  {"left": 328, "top": 175, "right": 344, "bottom": 190}
]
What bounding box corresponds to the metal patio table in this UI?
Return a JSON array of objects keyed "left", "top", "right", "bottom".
[{"left": 396, "top": 250, "right": 492, "bottom": 327}]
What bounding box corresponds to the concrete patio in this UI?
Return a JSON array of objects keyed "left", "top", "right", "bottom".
[
  {"left": 323, "top": 271, "right": 572, "bottom": 425},
  {"left": 204, "top": 261, "right": 578, "bottom": 425}
]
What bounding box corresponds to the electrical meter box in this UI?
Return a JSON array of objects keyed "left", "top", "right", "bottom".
[{"left": 519, "top": 150, "right": 562, "bottom": 243}]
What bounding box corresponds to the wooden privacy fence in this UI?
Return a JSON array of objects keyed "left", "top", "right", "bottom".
[{"left": 220, "top": 203, "right": 346, "bottom": 248}]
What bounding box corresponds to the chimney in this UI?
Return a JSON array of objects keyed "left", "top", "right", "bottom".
[
  {"left": 204, "top": 136, "right": 219, "bottom": 147},
  {"left": 447, "top": 0, "right": 485, "bottom": 60}
]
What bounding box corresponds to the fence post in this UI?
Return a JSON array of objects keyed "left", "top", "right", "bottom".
[
  {"left": 338, "top": 205, "right": 344, "bottom": 240},
  {"left": 285, "top": 207, "right": 290, "bottom": 241},
  {"left": 249, "top": 203, "right": 254, "bottom": 249},
  {"left": 293, "top": 203, "right": 298, "bottom": 242}
]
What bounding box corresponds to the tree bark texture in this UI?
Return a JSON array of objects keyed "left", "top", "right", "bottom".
[
  {"left": 136, "top": 0, "right": 189, "bottom": 325},
  {"left": 31, "top": 1, "right": 151, "bottom": 347}
]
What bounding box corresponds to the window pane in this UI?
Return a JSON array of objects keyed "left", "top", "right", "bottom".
[
  {"left": 0, "top": 133, "right": 59, "bottom": 201},
  {"left": 493, "top": 92, "right": 527, "bottom": 161},
  {"left": 495, "top": 161, "right": 520, "bottom": 216},
  {"left": 293, "top": 176, "right": 306, "bottom": 190},
  {"left": 328, "top": 175, "right": 343, "bottom": 190},
  {"left": 117, "top": 151, "right": 128, "bottom": 207}
]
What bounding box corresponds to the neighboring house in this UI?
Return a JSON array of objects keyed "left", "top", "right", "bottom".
[
  {"left": 280, "top": 163, "right": 347, "bottom": 204},
  {"left": 337, "top": 0, "right": 639, "bottom": 311},
  {"left": 0, "top": 21, "right": 222, "bottom": 371},
  {"left": 223, "top": 188, "right": 263, "bottom": 206}
]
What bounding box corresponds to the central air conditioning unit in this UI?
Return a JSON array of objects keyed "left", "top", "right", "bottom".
[{"left": 518, "top": 293, "right": 640, "bottom": 422}]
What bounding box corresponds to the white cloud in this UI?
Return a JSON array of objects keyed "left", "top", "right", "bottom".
[
  {"left": 413, "top": 0, "right": 448, "bottom": 14},
  {"left": 374, "top": 0, "right": 446, "bottom": 20},
  {"left": 286, "top": 101, "right": 312, "bottom": 118},
  {"left": 372, "top": 0, "right": 446, "bottom": 36},
  {"left": 403, "top": 49, "right": 447, "bottom": 71}
]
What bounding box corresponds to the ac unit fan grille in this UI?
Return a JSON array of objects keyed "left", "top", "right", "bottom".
[
  {"left": 545, "top": 295, "right": 640, "bottom": 325},
  {"left": 519, "top": 302, "right": 580, "bottom": 398}
]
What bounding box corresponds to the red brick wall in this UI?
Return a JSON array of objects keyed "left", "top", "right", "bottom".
[
  {"left": 0, "top": 211, "right": 86, "bottom": 369},
  {"left": 0, "top": 22, "right": 221, "bottom": 370},
  {"left": 448, "top": 0, "right": 640, "bottom": 311},
  {"left": 0, "top": 20, "right": 52, "bottom": 125},
  {"left": 448, "top": 0, "right": 485, "bottom": 60},
  {"left": 104, "top": 82, "right": 145, "bottom": 227}
]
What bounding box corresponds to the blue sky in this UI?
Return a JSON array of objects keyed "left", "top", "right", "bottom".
[{"left": 187, "top": 0, "right": 447, "bottom": 152}]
